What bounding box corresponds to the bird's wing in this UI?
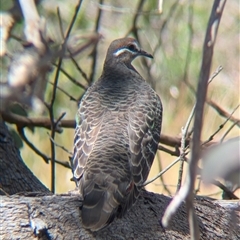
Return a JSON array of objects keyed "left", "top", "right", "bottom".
[
  {"left": 72, "top": 90, "right": 105, "bottom": 182},
  {"left": 127, "top": 91, "right": 162, "bottom": 186}
]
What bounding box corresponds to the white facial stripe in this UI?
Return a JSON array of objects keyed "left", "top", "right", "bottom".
[
  {"left": 114, "top": 48, "right": 135, "bottom": 56},
  {"left": 113, "top": 41, "right": 140, "bottom": 57}
]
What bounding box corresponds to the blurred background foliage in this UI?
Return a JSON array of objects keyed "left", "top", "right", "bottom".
[{"left": 1, "top": 0, "right": 239, "bottom": 197}]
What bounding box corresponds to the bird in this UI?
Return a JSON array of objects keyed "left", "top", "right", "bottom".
[{"left": 72, "top": 37, "right": 162, "bottom": 231}]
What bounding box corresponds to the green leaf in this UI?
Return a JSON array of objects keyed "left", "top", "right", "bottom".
[
  {"left": 9, "top": 129, "right": 23, "bottom": 149},
  {"left": 9, "top": 103, "right": 35, "bottom": 133},
  {"left": 9, "top": 103, "right": 28, "bottom": 117}
]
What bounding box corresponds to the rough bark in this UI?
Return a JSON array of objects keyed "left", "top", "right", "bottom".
[
  {"left": 0, "top": 120, "right": 239, "bottom": 239},
  {"left": 0, "top": 191, "right": 239, "bottom": 240},
  {"left": 0, "top": 120, "right": 50, "bottom": 195}
]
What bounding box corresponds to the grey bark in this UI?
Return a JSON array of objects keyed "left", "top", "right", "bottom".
[
  {"left": 1, "top": 191, "right": 239, "bottom": 240},
  {"left": 0, "top": 120, "right": 50, "bottom": 195}
]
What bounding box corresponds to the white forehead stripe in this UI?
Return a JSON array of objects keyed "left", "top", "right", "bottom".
[
  {"left": 113, "top": 41, "right": 140, "bottom": 57},
  {"left": 114, "top": 48, "right": 134, "bottom": 56}
]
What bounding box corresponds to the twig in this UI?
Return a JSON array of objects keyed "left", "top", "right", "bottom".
[
  {"left": 47, "top": 0, "right": 83, "bottom": 193},
  {"left": 143, "top": 156, "right": 182, "bottom": 187},
  {"left": 47, "top": 132, "right": 72, "bottom": 155},
  {"left": 162, "top": 2, "right": 227, "bottom": 239},
  {"left": 69, "top": 56, "right": 90, "bottom": 83},
  {"left": 48, "top": 57, "right": 62, "bottom": 193},
  {"left": 159, "top": 133, "right": 190, "bottom": 148},
  {"left": 206, "top": 100, "right": 240, "bottom": 127},
  {"left": 57, "top": 5, "right": 97, "bottom": 85},
  {"left": 55, "top": 159, "right": 71, "bottom": 169},
  {"left": 202, "top": 104, "right": 240, "bottom": 146},
  {"left": 6, "top": 114, "right": 71, "bottom": 171},
  {"left": 64, "top": 1, "right": 83, "bottom": 42},
  {"left": 195, "top": 176, "right": 202, "bottom": 195},
  {"left": 176, "top": 105, "right": 195, "bottom": 192},
  {"left": 156, "top": 152, "right": 172, "bottom": 196},
  {"left": 89, "top": 0, "right": 103, "bottom": 84},
  {"left": 183, "top": 0, "right": 194, "bottom": 85},
  {"left": 211, "top": 179, "right": 238, "bottom": 200},
  {"left": 208, "top": 65, "right": 223, "bottom": 84},
  {"left": 158, "top": 145, "right": 180, "bottom": 156},
  {"left": 52, "top": 64, "right": 88, "bottom": 90},
  {"left": 220, "top": 120, "right": 240, "bottom": 143},
  {"left": 1, "top": 112, "right": 74, "bottom": 132},
  {"left": 0, "top": 187, "right": 10, "bottom": 196},
  {"left": 66, "top": 34, "right": 101, "bottom": 59},
  {"left": 127, "top": 0, "right": 145, "bottom": 40},
  {"left": 55, "top": 112, "right": 66, "bottom": 128},
  {"left": 49, "top": 82, "right": 78, "bottom": 102},
  {"left": 17, "top": 126, "right": 50, "bottom": 164},
  {"left": 184, "top": 65, "right": 239, "bottom": 130},
  {"left": 57, "top": 7, "right": 64, "bottom": 39},
  {"left": 152, "top": 0, "right": 179, "bottom": 55},
  {"left": 177, "top": 66, "right": 223, "bottom": 191}
]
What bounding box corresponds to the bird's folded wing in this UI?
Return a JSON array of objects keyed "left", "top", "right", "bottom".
[
  {"left": 127, "top": 94, "right": 162, "bottom": 186},
  {"left": 72, "top": 93, "right": 105, "bottom": 181}
]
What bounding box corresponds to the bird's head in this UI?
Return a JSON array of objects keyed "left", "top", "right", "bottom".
[{"left": 104, "top": 38, "right": 153, "bottom": 70}]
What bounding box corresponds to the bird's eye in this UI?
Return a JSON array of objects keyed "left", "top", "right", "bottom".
[{"left": 128, "top": 44, "right": 137, "bottom": 52}]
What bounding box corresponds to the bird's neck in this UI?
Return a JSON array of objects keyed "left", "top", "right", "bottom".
[{"left": 103, "top": 60, "right": 139, "bottom": 78}]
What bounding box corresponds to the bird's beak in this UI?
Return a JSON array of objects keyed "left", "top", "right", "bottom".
[{"left": 139, "top": 49, "right": 153, "bottom": 59}]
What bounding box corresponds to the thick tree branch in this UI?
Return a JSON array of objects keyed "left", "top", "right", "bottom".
[
  {"left": 1, "top": 191, "right": 239, "bottom": 239},
  {"left": 0, "top": 121, "right": 50, "bottom": 195}
]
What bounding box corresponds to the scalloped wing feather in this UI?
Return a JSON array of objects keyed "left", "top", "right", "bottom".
[{"left": 128, "top": 92, "right": 162, "bottom": 186}]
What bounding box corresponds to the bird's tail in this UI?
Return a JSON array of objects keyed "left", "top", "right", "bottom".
[{"left": 80, "top": 180, "right": 139, "bottom": 231}]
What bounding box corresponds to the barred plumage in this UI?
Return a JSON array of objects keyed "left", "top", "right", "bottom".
[{"left": 72, "top": 38, "right": 162, "bottom": 231}]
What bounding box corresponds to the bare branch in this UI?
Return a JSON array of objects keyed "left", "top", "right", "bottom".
[
  {"left": 57, "top": 7, "right": 64, "bottom": 39},
  {"left": 176, "top": 105, "right": 195, "bottom": 192},
  {"left": 210, "top": 179, "right": 238, "bottom": 200},
  {"left": 2, "top": 111, "right": 223, "bottom": 151},
  {"left": 183, "top": 0, "right": 194, "bottom": 85},
  {"left": 220, "top": 120, "right": 240, "bottom": 142},
  {"left": 17, "top": 127, "right": 50, "bottom": 164},
  {"left": 126, "top": 0, "right": 145, "bottom": 40},
  {"left": 202, "top": 104, "right": 240, "bottom": 146},
  {"left": 162, "top": 2, "right": 227, "bottom": 239},
  {"left": 89, "top": 0, "right": 103, "bottom": 84},
  {"left": 48, "top": 82, "right": 78, "bottom": 102},
  {"left": 1, "top": 112, "right": 67, "bottom": 132},
  {"left": 206, "top": 100, "right": 240, "bottom": 127},
  {"left": 69, "top": 55, "right": 90, "bottom": 83},
  {"left": 143, "top": 156, "right": 182, "bottom": 187},
  {"left": 52, "top": 64, "right": 88, "bottom": 90},
  {"left": 156, "top": 152, "right": 173, "bottom": 196},
  {"left": 16, "top": 127, "right": 71, "bottom": 170},
  {"left": 158, "top": 145, "right": 180, "bottom": 156},
  {"left": 47, "top": 0, "right": 83, "bottom": 193},
  {"left": 47, "top": 132, "right": 72, "bottom": 155}
]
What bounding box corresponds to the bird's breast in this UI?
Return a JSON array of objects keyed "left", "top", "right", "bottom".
[{"left": 96, "top": 80, "right": 140, "bottom": 112}]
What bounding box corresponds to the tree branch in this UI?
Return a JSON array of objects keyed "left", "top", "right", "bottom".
[{"left": 162, "top": 1, "right": 227, "bottom": 239}]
